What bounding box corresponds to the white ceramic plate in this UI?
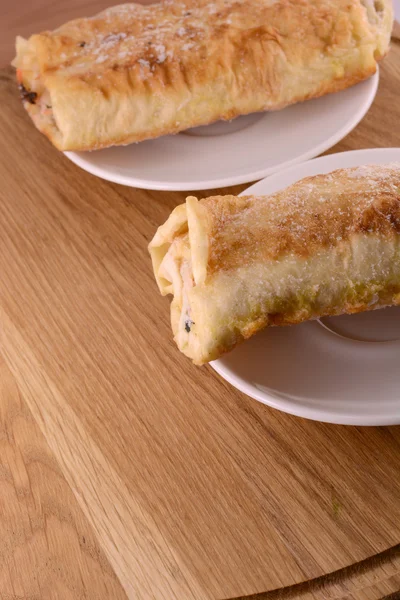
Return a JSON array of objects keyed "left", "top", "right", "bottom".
[
  {"left": 211, "top": 148, "right": 400, "bottom": 426},
  {"left": 65, "top": 72, "right": 378, "bottom": 191}
]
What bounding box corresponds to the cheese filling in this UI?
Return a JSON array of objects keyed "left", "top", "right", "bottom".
[{"left": 158, "top": 235, "right": 203, "bottom": 360}]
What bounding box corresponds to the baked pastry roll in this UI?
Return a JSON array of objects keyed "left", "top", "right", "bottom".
[
  {"left": 149, "top": 164, "right": 400, "bottom": 364},
  {"left": 13, "top": 0, "right": 392, "bottom": 151}
]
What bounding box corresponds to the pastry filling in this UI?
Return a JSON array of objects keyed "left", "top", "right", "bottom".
[
  {"left": 14, "top": 38, "right": 61, "bottom": 143},
  {"left": 18, "top": 83, "right": 37, "bottom": 104},
  {"left": 158, "top": 235, "right": 201, "bottom": 359},
  {"left": 180, "top": 259, "right": 195, "bottom": 336}
]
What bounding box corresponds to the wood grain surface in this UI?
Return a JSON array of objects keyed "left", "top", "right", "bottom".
[
  {"left": 0, "top": 9, "right": 400, "bottom": 600},
  {"left": 0, "top": 356, "right": 127, "bottom": 599}
]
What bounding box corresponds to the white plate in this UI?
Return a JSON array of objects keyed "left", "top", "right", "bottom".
[
  {"left": 211, "top": 148, "right": 400, "bottom": 426},
  {"left": 65, "top": 72, "right": 379, "bottom": 191}
]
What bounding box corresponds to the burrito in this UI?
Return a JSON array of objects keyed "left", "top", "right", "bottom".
[
  {"left": 13, "top": 0, "right": 393, "bottom": 151},
  {"left": 149, "top": 164, "right": 400, "bottom": 364}
]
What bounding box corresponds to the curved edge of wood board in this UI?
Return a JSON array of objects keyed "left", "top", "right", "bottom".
[{"left": 232, "top": 543, "right": 400, "bottom": 599}]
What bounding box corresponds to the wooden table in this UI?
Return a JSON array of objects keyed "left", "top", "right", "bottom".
[{"left": 1, "top": 25, "right": 400, "bottom": 600}]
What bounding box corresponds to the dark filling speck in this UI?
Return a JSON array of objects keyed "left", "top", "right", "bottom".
[
  {"left": 79, "top": 41, "right": 86, "bottom": 47},
  {"left": 185, "top": 319, "right": 194, "bottom": 333},
  {"left": 18, "top": 83, "right": 37, "bottom": 105}
]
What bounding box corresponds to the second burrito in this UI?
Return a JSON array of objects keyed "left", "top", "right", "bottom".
[{"left": 149, "top": 164, "right": 400, "bottom": 364}]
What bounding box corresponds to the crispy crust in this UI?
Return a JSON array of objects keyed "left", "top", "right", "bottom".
[
  {"left": 13, "top": 0, "right": 393, "bottom": 151},
  {"left": 202, "top": 164, "right": 400, "bottom": 272},
  {"left": 149, "top": 163, "right": 400, "bottom": 364}
]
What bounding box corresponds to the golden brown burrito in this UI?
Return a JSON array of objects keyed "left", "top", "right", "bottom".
[
  {"left": 13, "top": 0, "right": 393, "bottom": 151},
  {"left": 149, "top": 164, "right": 400, "bottom": 364}
]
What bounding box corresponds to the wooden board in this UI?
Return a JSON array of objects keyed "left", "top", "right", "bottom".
[
  {"left": 0, "top": 30, "right": 400, "bottom": 600},
  {"left": 0, "top": 356, "right": 127, "bottom": 599}
]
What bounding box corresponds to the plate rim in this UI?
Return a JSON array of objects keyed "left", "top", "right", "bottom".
[
  {"left": 211, "top": 359, "right": 400, "bottom": 426},
  {"left": 210, "top": 146, "right": 400, "bottom": 426},
  {"left": 65, "top": 71, "right": 379, "bottom": 191}
]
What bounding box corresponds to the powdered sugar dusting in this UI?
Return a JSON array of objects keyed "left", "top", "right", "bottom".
[
  {"left": 347, "top": 165, "right": 376, "bottom": 178},
  {"left": 205, "top": 163, "right": 400, "bottom": 273},
  {"left": 54, "top": 0, "right": 246, "bottom": 76},
  {"left": 153, "top": 43, "right": 167, "bottom": 63}
]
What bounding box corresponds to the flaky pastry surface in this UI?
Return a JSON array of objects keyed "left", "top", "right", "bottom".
[
  {"left": 150, "top": 164, "right": 400, "bottom": 364},
  {"left": 13, "top": 0, "right": 393, "bottom": 150}
]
